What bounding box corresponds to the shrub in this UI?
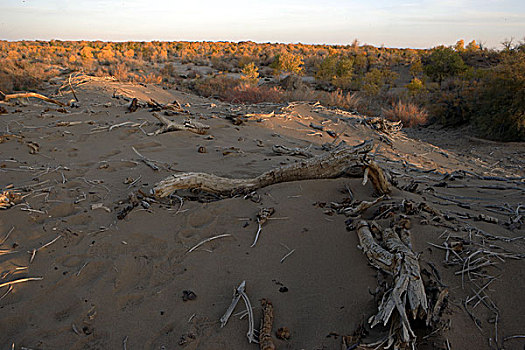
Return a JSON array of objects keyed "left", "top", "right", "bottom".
[
  {"left": 270, "top": 52, "right": 303, "bottom": 76},
  {"left": 315, "top": 55, "right": 354, "bottom": 90},
  {"left": 382, "top": 100, "right": 429, "bottom": 127},
  {"left": 211, "top": 56, "right": 233, "bottom": 72},
  {"left": 111, "top": 63, "right": 129, "bottom": 81},
  {"left": 423, "top": 46, "right": 468, "bottom": 85},
  {"left": 0, "top": 59, "right": 51, "bottom": 92},
  {"left": 320, "top": 90, "right": 361, "bottom": 111},
  {"left": 406, "top": 77, "right": 425, "bottom": 95},
  {"left": 362, "top": 68, "right": 398, "bottom": 96},
  {"left": 193, "top": 74, "right": 239, "bottom": 99},
  {"left": 471, "top": 52, "right": 525, "bottom": 141},
  {"left": 225, "top": 84, "right": 283, "bottom": 104},
  {"left": 240, "top": 62, "right": 259, "bottom": 86}
]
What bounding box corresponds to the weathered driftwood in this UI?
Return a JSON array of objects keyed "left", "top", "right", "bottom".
[
  {"left": 356, "top": 221, "right": 428, "bottom": 348},
  {"left": 152, "top": 112, "right": 209, "bottom": 135},
  {"left": 0, "top": 90, "right": 67, "bottom": 107},
  {"left": 366, "top": 161, "right": 391, "bottom": 195},
  {"left": 259, "top": 299, "right": 276, "bottom": 350},
  {"left": 342, "top": 196, "right": 384, "bottom": 217},
  {"left": 272, "top": 144, "right": 313, "bottom": 158},
  {"left": 153, "top": 139, "right": 376, "bottom": 198},
  {"left": 365, "top": 117, "right": 402, "bottom": 134},
  {"left": 148, "top": 98, "right": 183, "bottom": 113}
]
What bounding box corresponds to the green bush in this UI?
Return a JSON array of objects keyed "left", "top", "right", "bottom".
[
  {"left": 430, "top": 51, "right": 524, "bottom": 141},
  {"left": 471, "top": 52, "right": 525, "bottom": 141},
  {"left": 270, "top": 52, "right": 303, "bottom": 76},
  {"left": 240, "top": 62, "right": 259, "bottom": 86},
  {"left": 315, "top": 55, "right": 354, "bottom": 90},
  {"left": 362, "top": 68, "right": 398, "bottom": 96},
  {"left": 423, "top": 46, "right": 467, "bottom": 85}
]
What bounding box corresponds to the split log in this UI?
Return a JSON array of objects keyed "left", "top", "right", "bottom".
[
  {"left": 153, "top": 139, "right": 378, "bottom": 197},
  {"left": 152, "top": 112, "right": 209, "bottom": 135},
  {"left": 356, "top": 221, "right": 428, "bottom": 348},
  {"left": 259, "top": 299, "right": 276, "bottom": 350},
  {"left": 0, "top": 90, "right": 67, "bottom": 107}
]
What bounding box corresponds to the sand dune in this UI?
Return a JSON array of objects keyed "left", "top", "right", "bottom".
[{"left": 1, "top": 79, "right": 524, "bottom": 349}]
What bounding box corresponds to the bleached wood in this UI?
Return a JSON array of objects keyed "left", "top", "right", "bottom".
[{"left": 153, "top": 139, "right": 375, "bottom": 197}]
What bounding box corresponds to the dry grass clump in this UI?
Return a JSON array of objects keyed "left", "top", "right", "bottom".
[
  {"left": 193, "top": 74, "right": 239, "bottom": 99},
  {"left": 226, "top": 84, "right": 283, "bottom": 104},
  {"left": 321, "top": 90, "right": 361, "bottom": 111},
  {"left": 382, "top": 100, "right": 429, "bottom": 127},
  {"left": 0, "top": 59, "right": 58, "bottom": 92}
]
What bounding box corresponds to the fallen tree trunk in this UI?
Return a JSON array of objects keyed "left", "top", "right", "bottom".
[
  {"left": 153, "top": 139, "right": 377, "bottom": 197},
  {"left": 356, "top": 221, "right": 428, "bottom": 348},
  {"left": 0, "top": 91, "right": 67, "bottom": 107}
]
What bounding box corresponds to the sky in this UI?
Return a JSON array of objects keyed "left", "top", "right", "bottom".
[{"left": 0, "top": 0, "right": 524, "bottom": 49}]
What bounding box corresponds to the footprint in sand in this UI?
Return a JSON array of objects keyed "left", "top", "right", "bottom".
[
  {"left": 185, "top": 209, "right": 218, "bottom": 229},
  {"left": 132, "top": 141, "right": 164, "bottom": 151},
  {"left": 100, "top": 149, "right": 121, "bottom": 158},
  {"left": 48, "top": 202, "right": 79, "bottom": 218},
  {"left": 117, "top": 293, "right": 145, "bottom": 311}
]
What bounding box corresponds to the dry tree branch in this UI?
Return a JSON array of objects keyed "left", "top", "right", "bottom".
[
  {"left": 0, "top": 91, "right": 67, "bottom": 107},
  {"left": 153, "top": 139, "right": 378, "bottom": 197},
  {"left": 0, "top": 277, "right": 43, "bottom": 289},
  {"left": 186, "top": 233, "right": 232, "bottom": 253}
]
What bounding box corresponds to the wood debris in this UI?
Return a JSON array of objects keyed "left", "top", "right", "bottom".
[
  {"left": 0, "top": 90, "right": 67, "bottom": 107},
  {"left": 0, "top": 190, "right": 22, "bottom": 209},
  {"left": 0, "top": 277, "right": 43, "bottom": 289},
  {"left": 153, "top": 139, "right": 377, "bottom": 197},
  {"left": 148, "top": 98, "right": 183, "bottom": 114},
  {"left": 127, "top": 98, "right": 139, "bottom": 112},
  {"left": 365, "top": 161, "right": 391, "bottom": 195},
  {"left": 355, "top": 221, "right": 428, "bottom": 348},
  {"left": 251, "top": 207, "right": 275, "bottom": 247},
  {"left": 152, "top": 112, "right": 209, "bottom": 135},
  {"left": 259, "top": 299, "right": 276, "bottom": 350},
  {"left": 272, "top": 144, "right": 313, "bottom": 158},
  {"left": 219, "top": 281, "right": 258, "bottom": 344},
  {"left": 365, "top": 117, "right": 402, "bottom": 134},
  {"left": 187, "top": 233, "right": 232, "bottom": 253}
]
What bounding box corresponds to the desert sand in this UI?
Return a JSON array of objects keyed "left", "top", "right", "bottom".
[{"left": 1, "top": 77, "right": 524, "bottom": 350}]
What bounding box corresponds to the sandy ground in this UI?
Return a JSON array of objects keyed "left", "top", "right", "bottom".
[{"left": 0, "top": 79, "right": 524, "bottom": 350}]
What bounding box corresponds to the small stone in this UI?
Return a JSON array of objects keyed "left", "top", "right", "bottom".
[{"left": 182, "top": 290, "right": 197, "bottom": 301}]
